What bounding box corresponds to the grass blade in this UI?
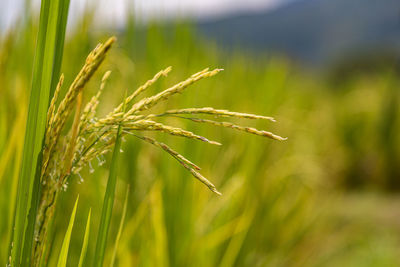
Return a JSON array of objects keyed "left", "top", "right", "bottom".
[
  {"left": 49, "top": 0, "right": 70, "bottom": 100},
  {"left": 78, "top": 209, "right": 91, "bottom": 267},
  {"left": 10, "top": 0, "right": 51, "bottom": 265},
  {"left": 94, "top": 96, "right": 126, "bottom": 267},
  {"left": 110, "top": 186, "right": 130, "bottom": 266},
  {"left": 19, "top": 0, "right": 71, "bottom": 265},
  {"left": 56, "top": 196, "right": 79, "bottom": 267}
]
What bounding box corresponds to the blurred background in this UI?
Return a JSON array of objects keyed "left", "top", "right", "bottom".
[{"left": 1, "top": 0, "right": 400, "bottom": 266}]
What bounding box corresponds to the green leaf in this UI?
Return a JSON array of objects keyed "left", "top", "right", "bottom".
[
  {"left": 10, "top": 0, "right": 50, "bottom": 263},
  {"left": 23, "top": 0, "right": 70, "bottom": 262},
  {"left": 94, "top": 95, "right": 127, "bottom": 267},
  {"left": 78, "top": 209, "right": 91, "bottom": 267},
  {"left": 10, "top": 0, "right": 71, "bottom": 265},
  {"left": 110, "top": 186, "right": 130, "bottom": 266},
  {"left": 49, "top": 0, "right": 70, "bottom": 100},
  {"left": 56, "top": 196, "right": 79, "bottom": 267}
]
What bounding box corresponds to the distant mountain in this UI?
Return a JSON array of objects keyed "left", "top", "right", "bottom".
[{"left": 197, "top": 0, "right": 400, "bottom": 65}]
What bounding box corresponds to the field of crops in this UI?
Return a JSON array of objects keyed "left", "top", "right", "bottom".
[{"left": 1, "top": 2, "right": 400, "bottom": 266}]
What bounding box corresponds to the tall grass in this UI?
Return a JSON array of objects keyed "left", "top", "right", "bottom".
[{"left": 1, "top": 1, "right": 400, "bottom": 267}]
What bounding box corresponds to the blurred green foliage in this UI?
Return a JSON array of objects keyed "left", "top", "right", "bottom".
[{"left": 1, "top": 6, "right": 400, "bottom": 267}]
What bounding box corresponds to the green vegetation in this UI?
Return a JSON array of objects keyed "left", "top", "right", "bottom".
[
  {"left": 10, "top": 0, "right": 70, "bottom": 266},
  {"left": 57, "top": 196, "right": 78, "bottom": 267},
  {"left": 1, "top": 1, "right": 400, "bottom": 267}
]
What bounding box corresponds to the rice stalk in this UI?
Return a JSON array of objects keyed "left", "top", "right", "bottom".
[
  {"left": 93, "top": 92, "right": 126, "bottom": 267},
  {"left": 110, "top": 186, "right": 130, "bottom": 266},
  {"left": 32, "top": 36, "right": 286, "bottom": 266}
]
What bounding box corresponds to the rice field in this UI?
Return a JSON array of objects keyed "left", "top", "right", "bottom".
[{"left": 1, "top": 1, "right": 400, "bottom": 266}]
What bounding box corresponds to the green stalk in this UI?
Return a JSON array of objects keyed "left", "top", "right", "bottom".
[
  {"left": 10, "top": 0, "right": 70, "bottom": 266},
  {"left": 94, "top": 98, "right": 126, "bottom": 267},
  {"left": 110, "top": 186, "right": 130, "bottom": 266}
]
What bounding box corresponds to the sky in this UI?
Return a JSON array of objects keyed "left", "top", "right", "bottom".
[{"left": 0, "top": 0, "right": 285, "bottom": 30}]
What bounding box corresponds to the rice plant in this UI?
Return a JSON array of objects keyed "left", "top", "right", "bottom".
[
  {"left": 32, "top": 36, "right": 285, "bottom": 266},
  {"left": 6, "top": 0, "right": 286, "bottom": 265},
  {"left": 3, "top": 0, "right": 400, "bottom": 265}
]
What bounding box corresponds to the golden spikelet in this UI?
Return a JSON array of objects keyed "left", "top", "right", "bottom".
[
  {"left": 41, "top": 37, "right": 115, "bottom": 176},
  {"left": 118, "top": 120, "right": 222, "bottom": 145},
  {"left": 79, "top": 70, "right": 112, "bottom": 132},
  {"left": 176, "top": 117, "right": 287, "bottom": 141},
  {"left": 51, "top": 37, "right": 115, "bottom": 141},
  {"left": 128, "top": 133, "right": 201, "bottom": 171},
  {"left": 152, "top": 107, "right": 276, "bottom": 121},
  {"left": 111, "top": 66, "right": 172, "bottom": 115},
  {"left": 46, "top": 74, "right": 64, "bottom": 128},
  {"left": 126, "top": 68, "right": 223, "bottom": 116}
]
